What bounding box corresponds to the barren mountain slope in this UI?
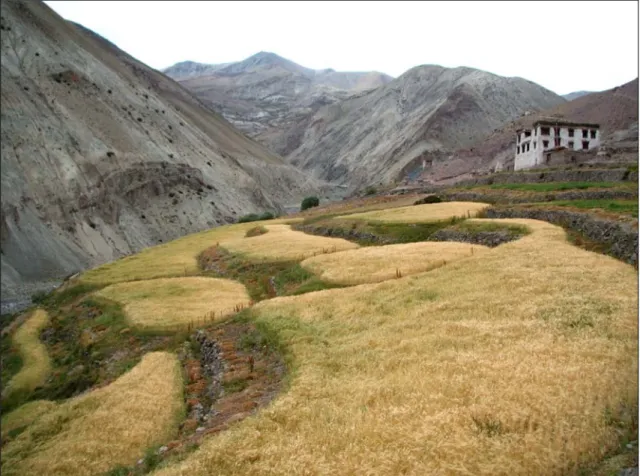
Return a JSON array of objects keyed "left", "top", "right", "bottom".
[
  {"left": 283, "top": 65, "right": 566, "bottom": 190},
  {"left": 0, "top": 0, "right": 322, "bottom": 304},
  {"left": 165, "top": 52, "right": 393, "bottom": 155},
  {"left": 162, "top": 60, "right": 233, "bottom": 80},
  {"left": 420, "top": 78, "right": 639, "bottom": 182}
]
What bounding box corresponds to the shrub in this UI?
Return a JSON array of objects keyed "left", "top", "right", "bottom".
[
  {"left": 259, "top": 212, "right": 275, "bottom": 221},
  {"left": 301, "top": 196, "right": 320, "bottom": 211},
  {"left": 31, "top": 291, "right": 48, "bottom": 304},
  {"left": 364, "top": 186, "right": 377, "bottom": 196},
  {"left": 413, "top": 195, "right": 442, "bottom": 205},
  {"left": 245, "top": 226, "right": 268, "bottom": 238}
]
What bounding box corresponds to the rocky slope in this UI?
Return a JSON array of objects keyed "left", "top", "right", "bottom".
[
  {"left": 419, "top": 78, "right": 639, "bottom": 183},
  {"left": 164, "top": 52, "right": 393, "bottom": 156},
  {"left": 0, "top": 0, "right": 324, "bottom": 305},
  {"left": 282, "top": 65, "right": 566, "bottom": 190}
]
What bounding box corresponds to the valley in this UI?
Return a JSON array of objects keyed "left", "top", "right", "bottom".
[{"left": 1, "top": 0, "right": 638, "bottom": 475}]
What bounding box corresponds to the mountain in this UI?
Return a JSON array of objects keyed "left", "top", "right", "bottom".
[
  {"left": 562, "top": 90, "right": 594, "bottom": 101},
  {"left": 162, "top": 60, "right": 233, "bottom": 80},
  {"left": 419, "top": 79, "right": 638, "bottom": 182},
  {"left": 163, "top": 53, "right": 394, "bottom": 155},
  {"left": 280, "top": 64, "right": 566, "bottom": 190},
  {"left": 0, "top": 0, "right": 324, "bottom": 305}
]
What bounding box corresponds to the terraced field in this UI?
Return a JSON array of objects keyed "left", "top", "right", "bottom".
[
  {"left": 1, "top": 202, "right": 637, "bottom": 476},
  {"left": 301, "top": 241, "right": 489, "bottom": 285},
  {"left": 96, "top": 277, "right": 252, "bottom": 330},
  {"left": 340, "top": 201, "right": 490, "bottom": 223},
  {"left": 220, "top": 224, "right": 359, "bottom": 261}
]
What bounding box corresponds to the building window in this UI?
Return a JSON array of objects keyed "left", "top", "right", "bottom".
[
  {"left": 582, "top": 141, "right": 589, "bottom": 150},
  {"left": 543, "top": 140, "right": 549, "bottom": 149},
  {"left": 568, "top": 141, "right": 574, "bottom": 149},
  {"left": 568, "top": 128, "right": 574, "bottom": 137},
  {"left": 582, "top": 129, "right": 588, "bottom": 138},
  {"left": 554, "top": 127, "right": 561, "bottom": 136},
  {"left": 525, "top": 131, "right": 531, "bottom": 138},
  {"left": 517, "top": 146, "right": 520, "bottom": 154},
  {"left": 554, "top": 137, "right": 561, "bottom": 147},
  {"left": 540, "top": 127, "right": 550, "bottom": 135},
  {"left": 590, "top": 130, "right": 596, "bottom": 139},
  {"left": 517, "top": 135, "right": 521, "bottom": 144}
]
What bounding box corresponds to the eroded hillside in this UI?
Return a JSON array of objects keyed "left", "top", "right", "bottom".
[{"left": 0, "top": 0, "right": 325, "bottom": 304}]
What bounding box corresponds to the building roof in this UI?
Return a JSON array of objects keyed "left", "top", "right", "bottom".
[{"left": 532, "top": 118, "right": 600, "bottom": 129}]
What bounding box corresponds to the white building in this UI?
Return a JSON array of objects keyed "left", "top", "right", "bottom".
[{"left": 514, "top": 120, "right": 601, "bottom": 170}]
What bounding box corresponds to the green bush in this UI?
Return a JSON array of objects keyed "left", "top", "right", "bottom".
[
  {"left": 301, "top": 196, "right": 320, "bottom": 211},
  {"left": 413, "top": 195, "right": 442, "bottom": 205},
  {"left": 31, "top": 291, "right": 49, "bottom": 304},
  {"left": 238, "top": 214, "right": 261, "bottom": 223},
  {"left": 238, "top": 212, "right": 276, "bottom": 223},
  {"left": 364, "top": 186, "right": 377, "bottom": 196}
]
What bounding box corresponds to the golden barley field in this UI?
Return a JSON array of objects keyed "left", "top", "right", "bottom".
[
  {"left": 1, "top": 352, "right": 183, "bottom": 476},
  {"left": 2, "top": 309, "right": 51, "bottom": 399},
  {"left": 78, "top": 218, "right": 301, "bottom": 286},
  {"left": 301, "top": 241, "right": 489, "bottom": 285},
  {"left": 338, "top": 201, "right": 490, "bottom": 223},
  {"left": 153, "top": 219, "right": 638, "bottom": 476},
  {"left": 96, "top": 277, "right": 252, "bottom": 330},
  {"left": 220, "top": 224, "right": 359, "bottom": 261}
]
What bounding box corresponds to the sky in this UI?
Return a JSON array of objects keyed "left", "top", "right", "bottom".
[{"left": 44, "top": 1, "right": 638, "bottom": 95}]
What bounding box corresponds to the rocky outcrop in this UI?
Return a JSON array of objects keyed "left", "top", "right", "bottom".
[
  {"left": 484, "top": 208, "right": 638, "bottom": 265},
  {"left": 0, "top": 0, "right": 325, "bottom": 303}
]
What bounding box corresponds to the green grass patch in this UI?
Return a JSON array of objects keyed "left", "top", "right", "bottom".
[
  {"left": 41, "top": 283, "right": 103, "bottom": 308},
  {"left": 1, "top": 293, "right": 191, "bottom": 415},
  {"left": 199, "top": 248, "right": 345, "bottom": 302},
  {"left": 542, "top": 199, "right": 638, "bottom": 218},
  {"left": 483, "top": 182, "right": 629, "bottom": 192},
  {"left": 1, "top": 334, "right": 24, "bottom": 393}
]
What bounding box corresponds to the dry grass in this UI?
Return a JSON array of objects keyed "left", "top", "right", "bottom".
[
  {"left": 301, "top": 241, "right": 490, "bottom": 285},
  {"left": 1, "top": 352, "right": 183, "bottom": 476},
  {"left": 155, "top": 218, "right": 637, "bottom": 476},
  {"left": 95, "top": 277, "right": 252, "bottom": 330},
  {"left": 293, "top": 194, "right": 422, "bottom": 219},
  {"left": 1, "top": 400, "right": 57, "bottom": 441},
  {"left": 78, "top": 218, "right": 301, "bottom": 286},
  {"left": 338, "top": 201, "right": 490, "bottom": 223},
  {"left": 2, "top": 309, "right": 51, "bottom": 399},
  {"left": 220, "top": 224, "right": 359, "bottom": 261}
]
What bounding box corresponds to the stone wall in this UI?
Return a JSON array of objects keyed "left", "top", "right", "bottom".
[
  {"left": 441, "top": 189, "right": 637, "bottom": 205},
  {"left": 455, "top": 168, "right": 637, "bottom": 187}
]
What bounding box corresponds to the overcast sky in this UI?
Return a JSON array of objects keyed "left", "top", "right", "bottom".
[{"left": 45, "top": 1, "right": 638, "bottom": 95}]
